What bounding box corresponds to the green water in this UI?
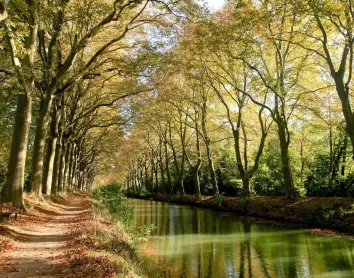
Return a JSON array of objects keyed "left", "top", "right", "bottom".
[{"left": 128, "top": 198, "right": 354, "bottom": 278}]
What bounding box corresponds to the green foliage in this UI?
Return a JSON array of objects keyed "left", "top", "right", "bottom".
[
  {"left": 24, "top": 173, "right": 30, "bottom": 192},
  {"left": 218, "top": 148, "right": 241, "bottom": 196},
  {"left": 136, "top": 224, "right": 156, "bottom": 239},
  {"left": 220, "top": 178, "right": 242, "bottom": 196},
  {"left": 93, "top": 183, "right": 133, "bottom": 227},
  {"left": 126, "top": 188, "right": 154, "bottom": 198},
  {"left": 26, "top": 204, "right": 33, "bottom": 210},
  {"left": 252, "top": 139, "right": 285, "bottom": 196},
  {"left": 183, "top": 168, "right": 198, "bottom": 194},
  {"left": 0, "top": 87, "right": 15, "bottom": 164},
  {"left": 212, "top": 194, "right": 225, "bottom": 207},
  {"left": 319, "top": 207, "right": 336, "bottom": 222},
  {"left": 304, "top": 153, "right": 331, "bottom": 196},
  {"left": 237, "top": 197, "right": 251, "bottom": 213},
  {"left": 304, "top": 151, "right": 354, "bottom": 197}
]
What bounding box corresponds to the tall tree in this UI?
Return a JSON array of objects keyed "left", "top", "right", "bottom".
[{"left": 1, "top": 0, "right": 38, "bottom": 207}]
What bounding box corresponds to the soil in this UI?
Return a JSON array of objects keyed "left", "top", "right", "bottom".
[{"left": 0, "top": 194, "right": 91, "bottom": 278}]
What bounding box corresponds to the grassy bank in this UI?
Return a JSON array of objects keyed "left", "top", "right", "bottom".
[
  {"left": 66, "top": 186, "right": 145, "bottom": 278},
  {"left": 126, "top": 192, "right": 354, "bottom": 234}
]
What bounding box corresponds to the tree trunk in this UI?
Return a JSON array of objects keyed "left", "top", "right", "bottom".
[
  {"left": 126, "top": 176, "right": 129, "bottom": 190},
  {"left": 58, "top": 143, "right": 67, "bottom": 193},
  {"left": 159, "top": 160, "right": 165, "bottom": 194},
  {"left": 233, "top": 127, "right": 248, "bottom": 197},
  {"left": 154, "top": 168, "right": 159, "bottom": 194},
  {"left": 278, "top": 122, "right": 295, "bottom": 199},
  {"left": 77, "top": 173, "right": 82, "bottom": 191},
  {"left": 42, "top": 136, "right": 57, "bottom": 195},
  {"left": 68, "top": 142, "right": 76, "bottom": 191},
  {"left": 42, "top": 144, "right": 50, "bottom": 194},
  {"left": 172, "top": 150, "right": 185, "bottom": 195},
  {"left": 194, "top": 124, "right": 202, "bottom": 196},
  {"left": 341, "top": 134, "right": 348, "bottom": 176},
  {"left": 1, "top": 93, "right": 32, "bottom": 208},
  {"left": 241, "top": 177, "right": 251, "bottom": 197},
  {"left": 130, "top": 173, "right": 133, "bottom": 191},
  {"left": 51, "top": 140, "right": 62, "bottom": 195},
  {"left": 139, "top": 167, "right": 144, "bottom": 190},
  {"left": 72, "top": 145, "right": 78, "bottom": 191},
  {"left": 178, "top": 176, "right": 184, "bottom": 195},
  {"left": 159, "top": 144, "right": 165, "bottom": 194},
  {"left": 82, "top": 175, "right": 87, "bottom": 191},
  {"left": 30, "top": 95, "right": 54, "bottom": 196},
  {"left": 42, "top": 108, "right": 61, "bottom": 195},
  {"left": 67, "top": 146, "right": 73, "bottom": 191},
  {"left": 206, "top": 146, "right": 219, "bottom": 195},
  {"left": 193, "top": 164, "right": 201, "bottom": 196},
  {"left": 63, "top": 142, "right": 72, "bottom": 191},
  {"left": 164, "top": 141, "right": 173, "bottom": 194},
  {"left": 58, "top": 98, "right": 66, "bottom": 193},
  {"left": 333, "top": 77, "right": 354, "bottom": 158},
  {"left": 3, "top": 0, "right": 37, "bottom": 206},
  {"left": 144, "top": 159, "right": 148, "bottom": 189},
  {"left": 150, "top": 160, "right": 154, "bottom": 192}
]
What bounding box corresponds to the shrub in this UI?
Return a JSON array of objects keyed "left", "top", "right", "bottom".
[
  {"left": 93, "top": 183, "right": 133, "bottom": 227},
  {"left": 212, "top": 194, "right": 225, "bottom": 208}
]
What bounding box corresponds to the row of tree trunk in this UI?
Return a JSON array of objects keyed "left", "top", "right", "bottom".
[{"left": 0, "top": 0, "right": 151, "bottom": 207}]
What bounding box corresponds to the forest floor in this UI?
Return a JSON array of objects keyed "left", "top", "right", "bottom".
[
  {"left": 0, "top": 193, "right": 91, "bottom": 278},
  {"left": 128, "top": 193, "right": 354, "bottom": 235}
]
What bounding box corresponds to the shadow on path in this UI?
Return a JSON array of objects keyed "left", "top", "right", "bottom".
[{"left": 0, "top": 194, "right": 91, "bottom": 278}]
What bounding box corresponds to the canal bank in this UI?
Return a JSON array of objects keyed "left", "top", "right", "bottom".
[{"left": 126, "top": 193, "right": 354, "bottom": 235}]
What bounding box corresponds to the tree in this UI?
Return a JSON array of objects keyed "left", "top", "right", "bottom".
[
  {"left": 294, "top": 0, "right": 354, "bottom": 157},
  {"left": 1, "top": 0, "right": 38, "bottom": 207}
]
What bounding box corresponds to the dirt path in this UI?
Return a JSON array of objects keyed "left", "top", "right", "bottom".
[{"left": 0, "top": 194, "right": 91, "bottom": 278}]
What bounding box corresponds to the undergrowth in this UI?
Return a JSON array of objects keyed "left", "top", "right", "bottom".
[{"left": 93, "top": 184, "right": 134, "bottom": 227}]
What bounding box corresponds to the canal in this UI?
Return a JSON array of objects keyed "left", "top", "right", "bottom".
[{"left": 128, "top": 198, "right": 354, "bottom": 278}]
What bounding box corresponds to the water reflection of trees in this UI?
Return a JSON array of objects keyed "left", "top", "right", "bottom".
[{"left": 130, "top": 199, "right": 354, "bottom": 278}]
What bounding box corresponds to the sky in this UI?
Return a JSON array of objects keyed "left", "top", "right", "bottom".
[{"left": 206, "top": 0, "right": 226, "bottom": 10}]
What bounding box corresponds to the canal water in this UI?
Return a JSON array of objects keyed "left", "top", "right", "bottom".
[{"left": 127, "top": 198, "right": 354, "bottom": 278}]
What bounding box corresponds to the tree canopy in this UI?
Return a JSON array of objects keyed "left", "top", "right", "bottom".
[{"left": 0, "top": 0, "right": 353, "bottom": 207}]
